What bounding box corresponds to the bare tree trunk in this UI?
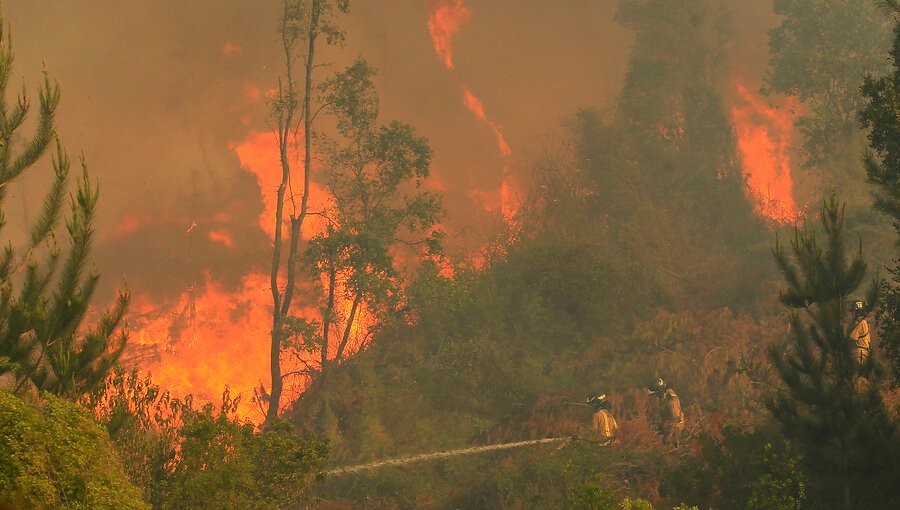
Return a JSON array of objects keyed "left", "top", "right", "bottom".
[
  {"left": 841, "top": 447, "right": 852, "bottom": 510},
  {"left": 335, "top": 292, "right": 362, "bottom": 361},
  {"left": 265, "top": 0, "right": 322, "bottom": 427},
  {"left": 321, "top": 265, "right": 336, "bottom": 375}
]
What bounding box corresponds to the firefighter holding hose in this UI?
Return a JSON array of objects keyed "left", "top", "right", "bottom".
[
  {"left": 648, "top": 377, "right": 684, "bottom": 448},
  {"left": 586, "top": 393, "right": 617, "bottom": 442},
  {"left": 850, "top": 299, "right": 871, "bottom": 365}
]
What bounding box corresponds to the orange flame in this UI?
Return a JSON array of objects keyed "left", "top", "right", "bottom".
[
  {"left": 462, "top": 87, "right": 512, "bottom": 157},
  {"left": 730, "top": 80, "right": 800, "bottom": 223},
  {"left": 131, "top": 271, "right": 277, "bottom": 422},
  {"left": 207, "top": 229, "right": 234, "bottom": 247},
  {"left": 127, "top": 127, "right": 383, "bottom": 423},
  {"left": 229, "top": 130, "right": 330, "bottom": 239},
  {"left": 427, "top": 0, "right": 471, "bottom": 70},
  {"left": 460, "top": 86, "right": 517, "bottom": 219},
  {"left": 221, "top": 41, "right": 242, "bottom": 57}
]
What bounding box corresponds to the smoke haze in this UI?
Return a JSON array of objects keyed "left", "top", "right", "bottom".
[{"left": 3, "top": 1, "right": 785, "bottom": 417}]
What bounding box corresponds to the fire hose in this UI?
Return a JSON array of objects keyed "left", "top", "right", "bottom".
[{"left": 325, "top": 436, "right": 574, "bottom": 476}]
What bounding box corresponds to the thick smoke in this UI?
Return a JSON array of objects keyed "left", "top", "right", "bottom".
[
  {"left": 4, "top": 1, "right": 643, "bottom": 300},
  {"left": 4, "top": 1, "right": 783, "bottom": 418}
]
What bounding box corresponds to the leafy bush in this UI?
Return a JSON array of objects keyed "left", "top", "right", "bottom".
[
  {"left": 88, "top": 371, "right": 329, "bottom": 509},
  {"left": 0, "top": 390, "right": 148, "bottom": 509}
]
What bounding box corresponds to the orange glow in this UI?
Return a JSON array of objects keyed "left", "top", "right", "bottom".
[
  {"left": 229, "top": 130, "right": 331, "bottom": 239},
  {"left": 460, "top": 86, "right": 518, "bottom": 220},
  {"left": 467, "top": 188, "right": 502, "bottom": 214},
  {"left": 427, "top": 3, "right": 517, "bottom": 222},
  {"left": 242, "top": 82, "right": 261, "bottom": 101},
  {"left": 461, "top": 86, "right": 511, "bottom": 157},
  {"left": 131, "top": 272, "right": 275, "bottom": 422},
  {"left": 207, "top": 229, "right": 234, "bottom": 247},
  {"left": 113, "top": 213, "right": 154, "bottom": 238},
  {"left": 730, "top": 80, "right": 800, "bottom": 223},
  {"left": 221, "top": 41, "right": 242, "bottom": 56},
  {"left": 128, "top": 129, "right": 379, "bottom": 423},
  {"left": 500, "top": 168, "right": 517, "bottom": 220},
  {"left": 427, "top": 0, "right": 471, "bottom": 70}
]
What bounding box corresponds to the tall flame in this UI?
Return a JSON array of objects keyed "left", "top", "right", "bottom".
[
  {"left": 461, "top": 87, "right": 512, "bottom": 157},
  {"left": 426, "top": 1, "right": 517, "bottom": 221},
  {"left": 461, "top": 86, "right": 517, "bottom": 220},
  {"left": 427, "top": 0, "right": 471, "bottom": 70},
  {"left": 130, "top": 271, "right": 278, "bottom": 422},
  {"left": 229, "top": 129, "right": 330, "bottom": 239},
  {"left": 730, "top": 80, "right": 800, "bottom": 223},
  {"left": 128, "top": 110, "right": 377, "bottom": 423}
]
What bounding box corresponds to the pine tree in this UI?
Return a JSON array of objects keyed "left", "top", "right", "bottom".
[
  {"left": 0, "top": 12, "right": 129, "bottom": 399},
  {"left": 861, "top": 16, "right": 900, "bottom": 385},
  {"left": 768, "top": 195, "right": 897, "bottom": 509}
]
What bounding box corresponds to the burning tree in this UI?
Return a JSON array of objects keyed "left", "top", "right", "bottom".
[
  {"left": 0, "top": 12, "right": 129, "bottom": 399},
  {"left": 261, "top": 1, "right": 440, "bottom": 427},
  {"left": 294, "top": 60, "right": 442, "bottom": 384},
  {"left": 261, "top": 0, "right": 349, "bottom": 426}
]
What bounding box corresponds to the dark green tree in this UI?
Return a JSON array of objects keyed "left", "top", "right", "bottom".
[
  {"left": 604, "top": 0, "right": 768, "bottom": 308},
  {"left": 861, "top": 12, "right": 900, "bottom": 385},
  {"left": 616, "top": 0, "right": 745, "bottom": 211},
  {"left": 0, "top": 12, "right": 128, "bottom": 399},
  {"left": 768, "top": 196, "right": 897, "bottom": 509},
  {"left": 764, "top": 0, "right": 893, "bottom": 169}
]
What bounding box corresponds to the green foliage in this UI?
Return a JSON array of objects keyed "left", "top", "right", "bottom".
[
  {"left": 284, "top": 2, "right": 898, "bottom": 509},
  {"left": 264, "top": 0, "right": 353, "bottom": 426},
  {"left": 661, "top": 425, "right": 801, "bottom": 510},
  {"left": 745, "top": 443, "right": 805, "bottom": 510},
  {"left": 292, "top": 58, "right": 443, "bottom": 375},
  {"left": 0, "top": 10, "right": 129, "bottom": 399},
  {"left": 574, "top": 475, "right": 618, "bottom": 510},
  {"left": 764, "top": 0, "right": 893, "bottom": 167},
  {"left": 289, "top": 3, "right": 781, "bottom": 507},
  {"left": 0, "top": 391, "right": 148, "bottom": 509},
  {"left": 88, "top": 371, "right": 329, "bottom": 509},
  {"left": 619, "top": 498, "right": 654, "bottom": 510},
  {"left": 584, "top": 0, "right": 769, "bottom": 309},
  {"left": 615, "top": 0, "right": 749, "bottom": 218},
  {"left": 861, "top": 22, "right": 900, "bottom": 385},
  {"left": 159, "top": 402, "right": 327, "bottom": 510},
  {"left": 768, "top": 196, "right": 897, "bottom": 508}
]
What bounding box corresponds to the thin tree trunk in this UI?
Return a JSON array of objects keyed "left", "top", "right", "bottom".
[
  {"left": 321, "top": 265, "right": 336, "bottom": 374},
  {"left": 265, "top": 0, "right": 321, "bottom": 427},
  {"left": 335, "top": 291, "right": 362, "bottom": 361},
  {"left": 841, "top": 444, "right": 851, "bottom": 510}
]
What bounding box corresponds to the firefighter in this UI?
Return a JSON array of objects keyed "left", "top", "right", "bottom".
[
  {"left": 648, "top": 378, "right": 684, "bottom": 448},
  {"left": 586, "top": 393, "right": 617, "bottom": 442},
  {"left": 850, "top": 299, "right": 871, "bottom": 365}
]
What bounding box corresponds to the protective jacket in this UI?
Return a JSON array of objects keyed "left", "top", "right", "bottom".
[
  {"left": 591, "top": 409, "right": 618, "bottom": 440},
  {"left": 660, "top": 388, "right": 684, "bottom": 447},
  {"left": 851, "top": 318, "right": 871, "bottom": 364}
]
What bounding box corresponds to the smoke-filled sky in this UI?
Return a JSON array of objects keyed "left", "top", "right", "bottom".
[
  {"left": 4, "top": 1, "right": 774, "bottom": 298},
  {"left": 3, "top": 1, "right": 782, "bottom": 417}
]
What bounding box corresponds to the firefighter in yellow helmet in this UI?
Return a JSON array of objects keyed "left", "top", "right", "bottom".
[
  {"left": 850, "top": 299, "right": 871, "bottom": 365},
  {"left": 586, "top": 393, "right": 617, "bottom": 443},
  {"left": 648, "top": 378, "right": 684, "bottom": 448}
]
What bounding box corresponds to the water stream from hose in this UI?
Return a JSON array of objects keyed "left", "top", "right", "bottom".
[{"left": 326, "top": 437, "right": 571, "bottom": 476}]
